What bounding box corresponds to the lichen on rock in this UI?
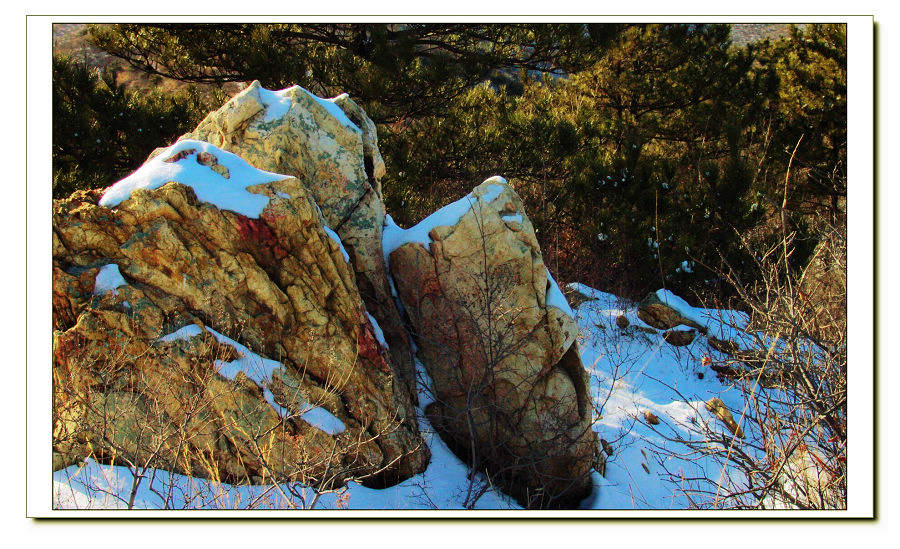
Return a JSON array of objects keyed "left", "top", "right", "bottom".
[
  {"left": 174, "top": 80, "right": 416, "bottom": 400},
  {"left": 53, "top": 166, "right": 428, "bottom": 488}
]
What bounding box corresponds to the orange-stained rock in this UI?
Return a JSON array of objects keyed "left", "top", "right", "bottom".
[
  {"left": 52, "top": 169, "right": 428, "bottom": 488},
  {"left": 387, "top": 178, "right": 597, "bottom": 509},
  {"left": 175, "top": 81, "right": 416, "bottom": 397}
]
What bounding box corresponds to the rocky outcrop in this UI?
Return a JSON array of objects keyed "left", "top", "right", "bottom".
[
  {"left": 386, "top": 178, "right": 597, "bottom": 509},
  {"left": 53, "top": 82, "right": 605, "bottom": 508},
  {"left": 52, "top": 142, "right": 428, "bottom": 489},
  {"left": 174, "top": 81, "right": 416, "bottom": 397}
]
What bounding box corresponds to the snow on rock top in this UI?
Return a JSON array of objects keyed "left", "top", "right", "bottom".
[
  {"left": 98, "top": 139, "right": 289, "bottom": 218},
  {"left": 654, "top": 289, "right": 699, "bottom": 324},
  {"left": 256, "top": 85, "right": 294, "bottom": 122},
  {"left": 257, "top": 84, "right": 361, "bottom": 133},
  {"left": 92, "top": 264, "right": 127, "bottom": 296},
  {"left": 381, "top": 176, "right": 508, "bottom": 266},
  {"left": 654, "top": 289, "right": 749, "bottom": 340},
  {"left": 566, "top": 283, "right": 654, "bottom": 330},
  {"left": 158, "top": 324, "right": 346, "bottom": 435}
]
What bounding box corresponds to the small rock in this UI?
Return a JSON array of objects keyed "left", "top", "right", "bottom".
[
  {"left": 705, "top": 397, "right": 745, "bottom": 439},
  {"left": 601, "top": 438, "right": 614, "bottom": 456},
  {"left": 663, "top": 328, "right": 696, "bottom": 347},
  {"left": 637, "top": 291, "right": 706, "bottom": 333},
  {"left": 163, "top": 148, "right": 197, "bottom": 163},
  {"left": 565, "top": 285, "right": 596, "bottom": 309},
  {"left": 196, "top": 151, "right": 231, "bottom": 179}
]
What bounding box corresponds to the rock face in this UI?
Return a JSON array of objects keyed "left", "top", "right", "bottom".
[
  {"left": 386, "top": 178, "right": 597, "bottom": 509},
  {"left": 52, "top": 143, "right": 428, "bottom": 489},
  {"left": 176, "top": 81, "right": 416, "bottom": 396}
]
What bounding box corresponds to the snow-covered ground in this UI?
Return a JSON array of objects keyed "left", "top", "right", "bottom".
[
  {"left": 571, "top": 287, "right": 748, "bottom": 509},
  {"left": 54, "top": 281, "right": 755, "bottom": 511}
]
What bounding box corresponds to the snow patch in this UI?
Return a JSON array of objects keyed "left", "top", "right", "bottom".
[
  {"left": 99, "top": 140, "right": 287, "bottom": 218},
  {"left": 298, "top": 407, "right": 346, "bottom": 436},
  {"left": 257, "top": 86, "right": 294, "bottom": 122},
  {"left": 501, "top": 212, "right": 523, "bottom": 225},
  {"left": 545, "top": 269, "right": 574, "bottom": 317},
  {"left": 322, "top": 225, "right": 350, "bottom": 263},
  {"left": 93, "top": 264, "right": 127, "bottom": 296},
  {"left": 381, "top": 177, "right": 508, "bottom": 267},
  {"left": 158, "top": 325, "right": 345, "bottom": 434},
  {"left": 365, "top": 311, "right": 389, "bottom": 350},
  {"left": 157, "top": 324, "right": 203, "bottom": 342}
]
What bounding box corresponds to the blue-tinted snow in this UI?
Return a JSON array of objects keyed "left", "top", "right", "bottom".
[
  {"left": 92, "top": 264, "right": 127, "bottom": 296},
  {"left": 99, "top": 140, "right": 287, "bottom": 218},
  {"left": 365, "top": 311, "right": 389, "bottom": 350},
  {"left": 381, "top": 177, "right": 507, "bottom": 267}
]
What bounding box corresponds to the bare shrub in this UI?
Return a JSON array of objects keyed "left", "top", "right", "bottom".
[
  {"left": 647, "top": 220, "right": 847, "bottom": 509},
  {"left": 53, "top": 319, "right": 420, "bottom": 510}
]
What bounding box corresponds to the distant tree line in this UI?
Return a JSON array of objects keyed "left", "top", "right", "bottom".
[{"left": 53, "top": 23, "right": 846, "bottom": 304}]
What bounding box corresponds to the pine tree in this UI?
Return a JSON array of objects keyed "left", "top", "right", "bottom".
[
  {"left": 52, "top": 56, "right": 209, "bottom": 198},
  {"left": 87, "top": 23, "right": 620, "bottom": 124}
]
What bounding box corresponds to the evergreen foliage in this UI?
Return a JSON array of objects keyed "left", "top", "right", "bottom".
[
  {"left": 87, "top": 23, "right": 621, "bottom": 123},
  {"left": 56, "top": 23, "right": 847, "bottom": 304},
  {"left": 52, "top": 55, "right": 209, "bottom": 198}
]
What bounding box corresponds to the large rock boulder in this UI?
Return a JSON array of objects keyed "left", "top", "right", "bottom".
[
  {"left": 52, "top": 141, "right": 428, "bottom": 489},
  {"left": 171, "top": 81, "right": 417, "bottom": 397},
  {"left": 385, "top": 177, "right": 597, "bottom": 508}
]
